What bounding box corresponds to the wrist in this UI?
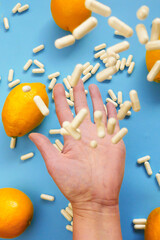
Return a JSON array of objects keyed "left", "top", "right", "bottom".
[
  {"left": 72, "top": 201, "right": 120, "bottom": 218},
  {"left": 72, "top": 202, "right": 122, "bottom": 240}
]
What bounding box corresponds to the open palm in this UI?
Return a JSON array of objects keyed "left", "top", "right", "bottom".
[{"left": 29, "top": 80, "right": 126, "bottom": 212}]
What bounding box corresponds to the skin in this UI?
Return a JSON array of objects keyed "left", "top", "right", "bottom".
[{"left": 29, "top": 80, "right": 126, "bottom": 240}]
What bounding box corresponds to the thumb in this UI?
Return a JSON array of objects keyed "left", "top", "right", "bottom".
[{"left": 29, "top": 133, "right": 61, "bottom": 174}]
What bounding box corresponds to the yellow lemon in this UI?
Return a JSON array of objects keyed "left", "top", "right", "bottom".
[
  {"left": 51, "top": 0, "right": 92, "bottom": 32},
  {"left": 2, "top": 83, "right": 49, "bottom": 137},
  {"left": 0, "top": 188, "right": 33, "bottom": 239}
]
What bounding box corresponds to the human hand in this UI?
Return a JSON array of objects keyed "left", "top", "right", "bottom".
[{"left": 29, "top": 80, "right": 126, "bottom": 240}]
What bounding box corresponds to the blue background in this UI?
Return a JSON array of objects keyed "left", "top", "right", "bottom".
[{"left": 0, "top": 0, "right": 160, "bottom": 239}]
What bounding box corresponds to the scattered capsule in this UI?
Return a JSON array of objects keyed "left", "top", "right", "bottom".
[
  {"left": 150, "top": 18, "right": 160, "bottom": 41},
  {"left": 129, "top": 90, "right": 140, "bottom": 112},
  {"left": 85, "top": 0, "right": 111, "bottom": 17},
  {"left": 108, "top": 17, "right": 133, "bottom": 38},
  {"left": 55, "top": 35, "right": 75, "bottom": 49},
  {"left": 136, "top": 5, "right": 149, "bottom": 20},
  {"left": 147, "top": 60, "right": 160, "bottom": 82},
  {"left": 94, "top": 43, "right": 106, "bottom": 51},
  {"left": 112, "top": 128, "right": 128, "bottom": 144},
  {"left": 73, "top": 17, "right": 98, "bottom": 40},
  {"left": 136, "top": 24, "right": 149, "bottom": 45}
]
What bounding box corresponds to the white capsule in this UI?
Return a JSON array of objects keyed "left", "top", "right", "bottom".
[
  {"left": 85, "top": 0, "right": 111, "bottom": 17},
  {"left": 108, "top": 89, "right": 117, "bottom": 101},
  {"left": 55, "top": 139, "right": 63, "bottom": 152},
  {"left": 71, "top": 108, "right": 88, "bottom": 129},
  {"left": 94, "top": 43, "right": 106, "bottom": 51},
  {"left": 117, "top": 101, "right": 132, "bottom": 120},
  {"left": 12, "top": 3, "right": 21, "bottom": 14},
  {"left": 94, "top": 50, "right": 106, "bottom": 59},
  {"left": 33, "top": 44, "right": 45, "bottom": 53},
  {"left": 137, "top": 155, "right": 150, "bottom": 164},
  {"left": 66, "top": 225, "right": 73, "bottom": 232},
  {"left": 48, "top": 72, "right": 60, "bottom": 80},
  {"left": 116, "top": 54, "right": 120, "bottom": 59},
  {"left": 108, "top": 17, "right": 133, "bottom": 38},
  {"left": 133, "top": 219, "right": 147, "bottom": 225},
  {"left": 10, "top": 137, "right": 17, "bottom": 149},
  {"left": 90, "top": 140, "right": 98, "bottom": 148},
  {"left": 68, "top": 89, "right": 73, "bottom": 102},
  {"left": 49, "top": 129, "right": 69, "bottom": 135},
  {"left": 147, "top": 60, "right": 160, "bottom": 82},
  {"left": 65, "top": 207, "right": 73, "bottom": 217},
  {"left": 8, "top": 69, "right": 14, "bottom": 82},
  {"left": 107, "top": 50, "right": 116, "bottom": 58},
  {"left": 150, "top": 18, "right": 160, "bottom": 41},
  {"left": 21, "top": 152, "right": 34, "bottom": 161},
  {"left": 106, "top": 98, "right": 118, "bottom": 107},
  {"left": 134, "top": 225, "right": 146, "bottom": 230},
  {"left": 128, "top": 62, "right": 135, "bottom": 74},
  {"left": 40, "top": 194, "right": 54, "bottom": 201},
  {"left": 107, "top": 41, "right": 130, "bottom": 53},
  {"left": 100, "top": 53, "right": 108, "bottom": 60},
  {"left": 112, "top": 128, "right": 128, "bottom": 144},
  {"left": 85, "top": 89, "right": 88, "bottom": 95},
  {"left": 32, "top": 68, "right": 45, "bottom": 74},
  {"left": 144, "top": 161, "right": 152, "bottom": 176},
  {"left": 116, "top": 60, "right": 121, "bottom": 71},
  {"left": 22, "top": 85, "right": 31, "bottom": 92},
  {"left": 91, "top": 63, "right": 100, "bottom": 74},
  {"left": 103, "top": 58, "right": 108, "bottom": 64},
  {"left": 67, "top": 99, "right": 74, "bottom": 107},
  {"left": 105, "top": 63, "right": 109, "bottom": 68},
  {"left": 73, "top": 17, "right": 98, "bottom": 40},
  {"left": 3, "top": 17, "right": 9, "bottom": 30},
  {"left": 8, "top": 79, "right": 20, "bottom": 88},
  {"left": 94, "top": 111, "right": 106, "bottom": 138},
  {"left": 156, "top": 173, "right": 160, "bottom": 187},
  {"left": 129, "top": 90, "right": 141, "bottom": 112},
  {"left": 82, "top": 72, "right": 92, "bottom": 83},
  {"left": 83, "top": 65, "right": 93, "bottom": 75},
  {"left": 96, "top": 66, "right": 117, "bottom": 82},
  {"left": 63, "top": 121, "right": 81, "bottom": 140},
  {"left": 63, "top": 78, "right": 71, "bottom": 90},
  {"left": 126, "top": 55, "right": 133, "bottom": 67},
  {"left": 83, "top": 62, "right": 90, "bottom": 70},
  {"left": 34, "top": 59, "right": 44, "bottom": 69},
  {"left": 65, "top": 91, "right": 70, "bottom": 98},
  {"left": 137, "top": 5, "right": 149, "bottom": 20},
  {"left": 107, "top": 118, "right": 116, "bottom": 135},
  {"left": 67, "top": 75, "right": 72, "bottom": 83},
  {"left": 120, "top": 58, "right": 126, "bottom": 71},
  {"left": 126, "top": 110, "right": 131, "bottom": 116},
  {"left": 136, "top": 24, "right": 149, "bottom": 45},
  {"left": 61, "top": 209, "right": 72, "bottom": 222},
  {"left": 23, "top": 59, "right": 32, "bottom": 71},
  {"left": 55, "top": 35, "right": 75, "bottom": 49},
  {"left": 118, "top": 91, "right": 122, "bottom": 104},
  {"left": 18, "top": 4, "right": 29, "bottom": 13},
  {"left": 68, "top": 203, "right": 72, "bottom": 209},
  {"left": 70, "top": 64, "right": 83, "bottom": 87},
  {"left": 48, "top": 78, "right": 56, "bottom": 90},
  {"left": 104, "top": 104, "right": 107, "bottom": 116},
  {"left": 33, "top": 96, "right": 49, "bottom": 116},
  {"left": 146, "top": 40, "right": 160, "bottom": 51},
  {"left": 107, "top": 56, "right": 117, "bottom": 67}
]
